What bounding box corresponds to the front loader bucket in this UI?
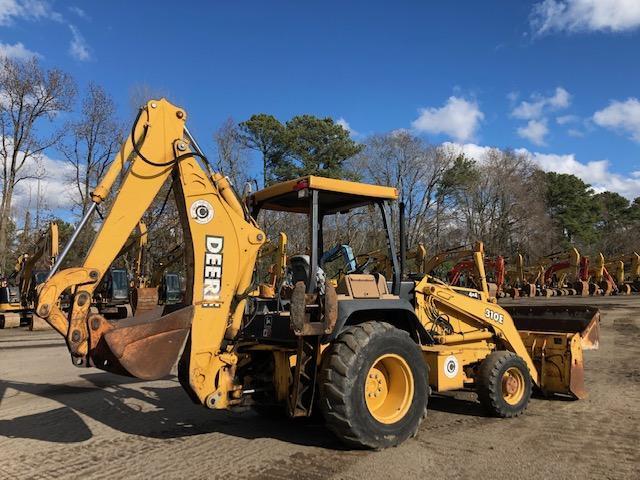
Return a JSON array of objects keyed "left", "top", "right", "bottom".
[
  {"left": 88, "top": 305, "right": 193, "bottom": 380},
  {"left": 504, "top": 305, "right": 600, "bottom": 350},
  {"left": 519, "top": 331, "right": 587, "bottom": 399}
]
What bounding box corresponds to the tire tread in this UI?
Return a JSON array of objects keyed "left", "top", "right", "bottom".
[{"left": 319, "top": 321, "right": 428, "bottom": 449}]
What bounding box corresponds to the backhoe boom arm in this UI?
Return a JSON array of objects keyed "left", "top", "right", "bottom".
[{"left": 36, "top": 99, "right": 265, "bottom": 409}]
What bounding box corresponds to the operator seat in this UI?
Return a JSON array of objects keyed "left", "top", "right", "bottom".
[
  {"left": 289, "top": 255, "right": 311, "bottom": 286},
  {"left": 288, "top": 255, "right": 326, "bottom": 294}
]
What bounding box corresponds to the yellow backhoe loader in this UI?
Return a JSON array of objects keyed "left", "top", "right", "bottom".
[
  {"left": 35, "top": 99, "right": 598, "bottom": 449},
  {"left": 0, "top": 279, "right": 21, "bottom": 329},
  {"left": 0, "top": 221, "right": 58, "bottom": 329}
]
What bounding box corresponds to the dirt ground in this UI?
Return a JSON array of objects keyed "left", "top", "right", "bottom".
[{"left": 1, "top": 296, "right": 639, "bottom": 480}]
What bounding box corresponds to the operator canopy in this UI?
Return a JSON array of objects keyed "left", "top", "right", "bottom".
[{"left": 249, "top": 175, "right": 398, "bottom": 215}]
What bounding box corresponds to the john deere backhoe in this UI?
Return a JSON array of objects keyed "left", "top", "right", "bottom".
[
  {"left": 36, "top": 99, "right": 598, "bottom": 449},
  {"left": 0, "top": 221, "right": 58, "bottom": 329}
]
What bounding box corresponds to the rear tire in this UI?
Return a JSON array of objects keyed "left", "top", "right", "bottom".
[
  {"left": 319, "top": 322, "right": 428, "bottom": 449},
  {"left": 477, "top": 351, "right": 532, "bottom": 417}
]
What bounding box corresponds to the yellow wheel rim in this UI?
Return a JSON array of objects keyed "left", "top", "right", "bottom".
[
  {"left": 364, "top": 354, "right": 414, "bottom": 424},
  {"left": 502, "top": 367, "right": 525, "bottom": 405}
]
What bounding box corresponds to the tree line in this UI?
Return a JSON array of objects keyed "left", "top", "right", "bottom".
[
  {"left": 1, "top": 55, "right": 638, "bottom": 280},
  {"left": 218, "top": 118, "right": 640, "bottom": 264}
]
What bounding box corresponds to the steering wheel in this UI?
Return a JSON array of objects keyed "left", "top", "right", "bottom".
[{"left": 352, "top": 256, "right": 374, "bottom": 274}]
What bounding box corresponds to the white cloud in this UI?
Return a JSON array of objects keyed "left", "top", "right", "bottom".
[
  {"left": 0, "top": 2, "right": 91, "bottom": 63},
  {"left": 507, "top": 91, "right": 519, "bottom": 103},
  {"left": 519, "top": 149, "right": 640, "bottom": 198},
  {"left": 448, "top": 141, "right": 640, "bottom": 199},
  {"left": 68, "top": 6, "right": 87, "bottom": 19},
  {"left": 556, "top": 114, "right": 579, "bottom": 125},
  {"left": 0, "top": 138, "right": 75, "bottom": 215},
  {"left": 531, "top": 0, "right": 640, "bottom": 34},
  {"left": 13, "top": 156, "right": 75, "bottom": 213},
  {"left": 336, "top": 117, "right": 358, "bottom": 136},
  {"left": 68, "top": 24, "right": 90, "bottom": 61},
  {"left": 0, "top": 0, "right": 62, "bottom": 25},
  {"left": 441, "top": 141, "right": 497, "bottom": 163},
  {"left": 593, "top": 98, "right": 640, "bottom": 142},
  {"left": 411, "top": 96, "right": 484, "bottom": 142},
  {"left": 511, "top": 87, "right": 571, "bottom": 120},
  {"left": 0, "top": 40, "right": 40, "bottom": 59},
  {"left": 517, "top": 119, "right": 549, "bottom": 145}
]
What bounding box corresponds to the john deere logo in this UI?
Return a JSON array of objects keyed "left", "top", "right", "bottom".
[
  {"left": 444, "top": 355, "right": 459, "bottom": 378},
  {"left": 191, "top": 200, "right": 214, "bottom": 224}
]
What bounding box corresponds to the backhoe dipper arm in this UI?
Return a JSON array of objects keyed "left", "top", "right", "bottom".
[{"left": 37, "top": 99, "right": 265, "bottom": 409}]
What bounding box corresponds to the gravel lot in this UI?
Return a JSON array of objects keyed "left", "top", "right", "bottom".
[{"left": 1, "top": 296, "right": 638, "bottom": 480}]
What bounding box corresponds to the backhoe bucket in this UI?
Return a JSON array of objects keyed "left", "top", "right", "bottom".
[
  {"left": 87, "top": 305, "right": 193, "bottom": 380},
  {"left": 504, "top": 305, "right": 600, "bottom": 350}
]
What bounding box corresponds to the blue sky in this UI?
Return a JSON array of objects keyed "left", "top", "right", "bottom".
[{"left": 1, "top": 0, "right": 640, "bottom": 210}]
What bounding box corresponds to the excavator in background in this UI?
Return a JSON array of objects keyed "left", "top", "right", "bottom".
[
  {"left": 606, "top": 258, "right": 631, "bottom": 295},
  {"left": 581, "top": 253, "right": 618, "bottom": 296},
  {"left": 540, "top": 248, "right": 589, "bottom": 297},
  {"left": 34, "top": 98, "right": 600, "bottom": 449},
  {"left": 0, "top": 222, "right": 58, "bottom": 329},
  {"left": 422, "top": 244, "right": 480, "bottom": 278},
  {"left": 448, "top": 254, "right": 505, "bottom": 298},
  {"left": 255, "top": 232, "right": 288, "bottom": 298},
  {"left": 504, "top": 254, "right": 538, "bottom": 298},
  {"left": 506, "top": 250, "right": 636, "bottom": 298},
  {"left": 93, "top": 268, "right": 130, "bottom": 318},
  {"left": 420, "top": 244, "right": 503, "bottom": 297},
  {"left": 324, "top": 242, "right": 426, "bottom": 282},
  {"left": 127, "top": 221, "right": 162, "bottom": 315},
  {"left": 150, "top": 243, "right": 185, "bottom": 306},
  {"left": 606, "top": 252, "right": 640, "bottom": 293},
  {"left": 93, "top": 221, "right": 155, "bottom": 318}
]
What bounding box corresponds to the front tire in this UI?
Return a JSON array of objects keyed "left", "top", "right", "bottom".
[
  {"left": 319, "top": 322, "right": 428, "bottom": 449},
  {"left": 477, "top": 351, "right": 532, "bottom": 417}
]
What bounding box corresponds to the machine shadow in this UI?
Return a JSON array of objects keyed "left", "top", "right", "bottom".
[
  {"left": 0, "top": 406, "right": 92, "bottom": 443},
  {"left": 427, "top": 393, "right": 490, "bottom": 417},
  {"left": 0, "top": 374, "right": 343, "bottom": 449}
]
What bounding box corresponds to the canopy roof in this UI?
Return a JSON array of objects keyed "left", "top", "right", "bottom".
[{"left": 249, "top": 176, "right": 398, "bottom": 215}]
